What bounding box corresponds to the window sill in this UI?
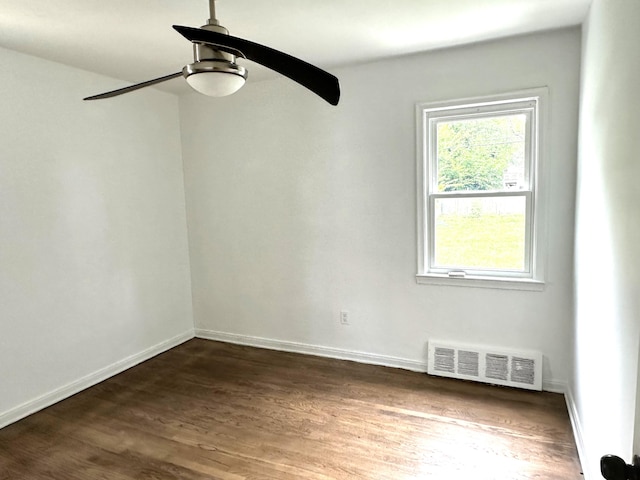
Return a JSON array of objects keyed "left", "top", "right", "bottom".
[{"left": 416, "top": 273, "right": 545, "bottom": 291}]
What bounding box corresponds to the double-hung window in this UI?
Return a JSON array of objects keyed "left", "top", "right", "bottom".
[{"left": 416, "top": 90, "right": 546, "bottom": 289}]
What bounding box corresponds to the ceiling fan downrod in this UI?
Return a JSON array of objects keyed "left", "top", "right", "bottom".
[{"left": 208, "top": 0, "right": 219, "bottom": 25}]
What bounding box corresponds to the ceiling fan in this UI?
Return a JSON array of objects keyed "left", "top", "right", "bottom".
[{"left": 84, "top": 0, "right": 340, "bottom": 105}]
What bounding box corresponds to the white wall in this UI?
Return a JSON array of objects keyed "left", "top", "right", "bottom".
[
  {"left": 0, "top": 47, "right": 194, "bottom": 425},
  {"left": 573, "top": 1, "right": 640, "bottom": 478},
  {"left": 180, "top": 28, "right": 581, "bottom": 387}
]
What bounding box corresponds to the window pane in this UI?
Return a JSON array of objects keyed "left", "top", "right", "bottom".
[
  {"left": 436, "top": 114, "right": 526, "bottom": 192},
  {"left": 433, "top": 196, "right": 526, "bottom": 271}
]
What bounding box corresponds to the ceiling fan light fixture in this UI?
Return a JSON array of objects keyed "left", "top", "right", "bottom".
[
  {"left": 183, "top": 60, "right": 247, "bottom": 97},
  {"left": 83, "top": 4, "right": 339, "bottom": 105}
]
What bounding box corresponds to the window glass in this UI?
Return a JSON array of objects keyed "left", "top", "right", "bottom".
[
  {"left": 435, "top": 114, "right": 526, "bottom": 192},
  {"left": 433, "top": 196, "right": 526, "bottom": 271}
]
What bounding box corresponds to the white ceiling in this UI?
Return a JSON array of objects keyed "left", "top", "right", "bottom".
[{"left": 0, "top": 0, "right": 591, "bottom": 95}]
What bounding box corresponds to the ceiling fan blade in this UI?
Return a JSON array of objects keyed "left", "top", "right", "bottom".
[
  {"left": 84, "top": 72, "right": 183, "bottom": 100},
  {"left": 173, "top": 25, "right": 340, "bottom": 106}
]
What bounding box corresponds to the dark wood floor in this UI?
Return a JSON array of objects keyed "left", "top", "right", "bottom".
[{"left": 0, "top": 339, "right": 582, "bottom": 479}]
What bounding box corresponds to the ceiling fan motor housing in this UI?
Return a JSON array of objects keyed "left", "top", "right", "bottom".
[{"left": 193, "top": 24, "right": 231, "bottom": 61}]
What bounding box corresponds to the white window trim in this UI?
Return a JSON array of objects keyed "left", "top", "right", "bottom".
[{"left": 415, "top": 88, "right": 549, "bottom": 291}]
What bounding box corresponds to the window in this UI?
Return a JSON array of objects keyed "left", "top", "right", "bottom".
[{"left": 416, "top": 90, "right": 546, "bottom": 289}]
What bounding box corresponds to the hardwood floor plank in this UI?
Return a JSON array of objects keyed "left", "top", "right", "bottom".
[{"left": 0, "top": 339, "right": 582, "bottom": 479}]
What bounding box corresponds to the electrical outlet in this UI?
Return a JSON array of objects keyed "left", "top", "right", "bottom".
[{"left": 340, "top": 310, "right": 350, "bottom": 325}]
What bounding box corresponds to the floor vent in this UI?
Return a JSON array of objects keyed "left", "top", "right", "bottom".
[{"left": 427, "top": 341, "right": 542, "bottom": 391}]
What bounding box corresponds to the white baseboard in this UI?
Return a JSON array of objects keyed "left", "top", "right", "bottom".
[
  {"left": 542, "top": 379, "right": 567, "bottom": 394},
  {"left": 564, "top": 385, "right": 593, "bottom": 479},
  {"left": 196, "top": 329, "right": 569, "bottom": 394},
  {"left": 195, "top": 329, "right": 428, "bottom": 372},
  {"left": 0, "top": 329, "right": 195, "bottom": 430}
]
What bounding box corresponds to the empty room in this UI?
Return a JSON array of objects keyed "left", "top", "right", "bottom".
[{"left": 1, "top": 1, "right": 639, "bottom": 479}]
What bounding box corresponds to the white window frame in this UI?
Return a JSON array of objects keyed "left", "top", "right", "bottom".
[{"left": 416, "top": 89, "right": 548, "bottom": 290}]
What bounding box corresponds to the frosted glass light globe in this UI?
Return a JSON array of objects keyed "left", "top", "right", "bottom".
[
  {"left": 186, "top": 71, "right": 246, "bottom": 97},
  {"left": 183, "top": 61, "right": 247, "bottom": 97}
]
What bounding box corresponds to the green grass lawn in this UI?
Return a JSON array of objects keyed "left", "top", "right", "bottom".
[{"left": 434, "top": 213, "right": 525, "bottom": 270}]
